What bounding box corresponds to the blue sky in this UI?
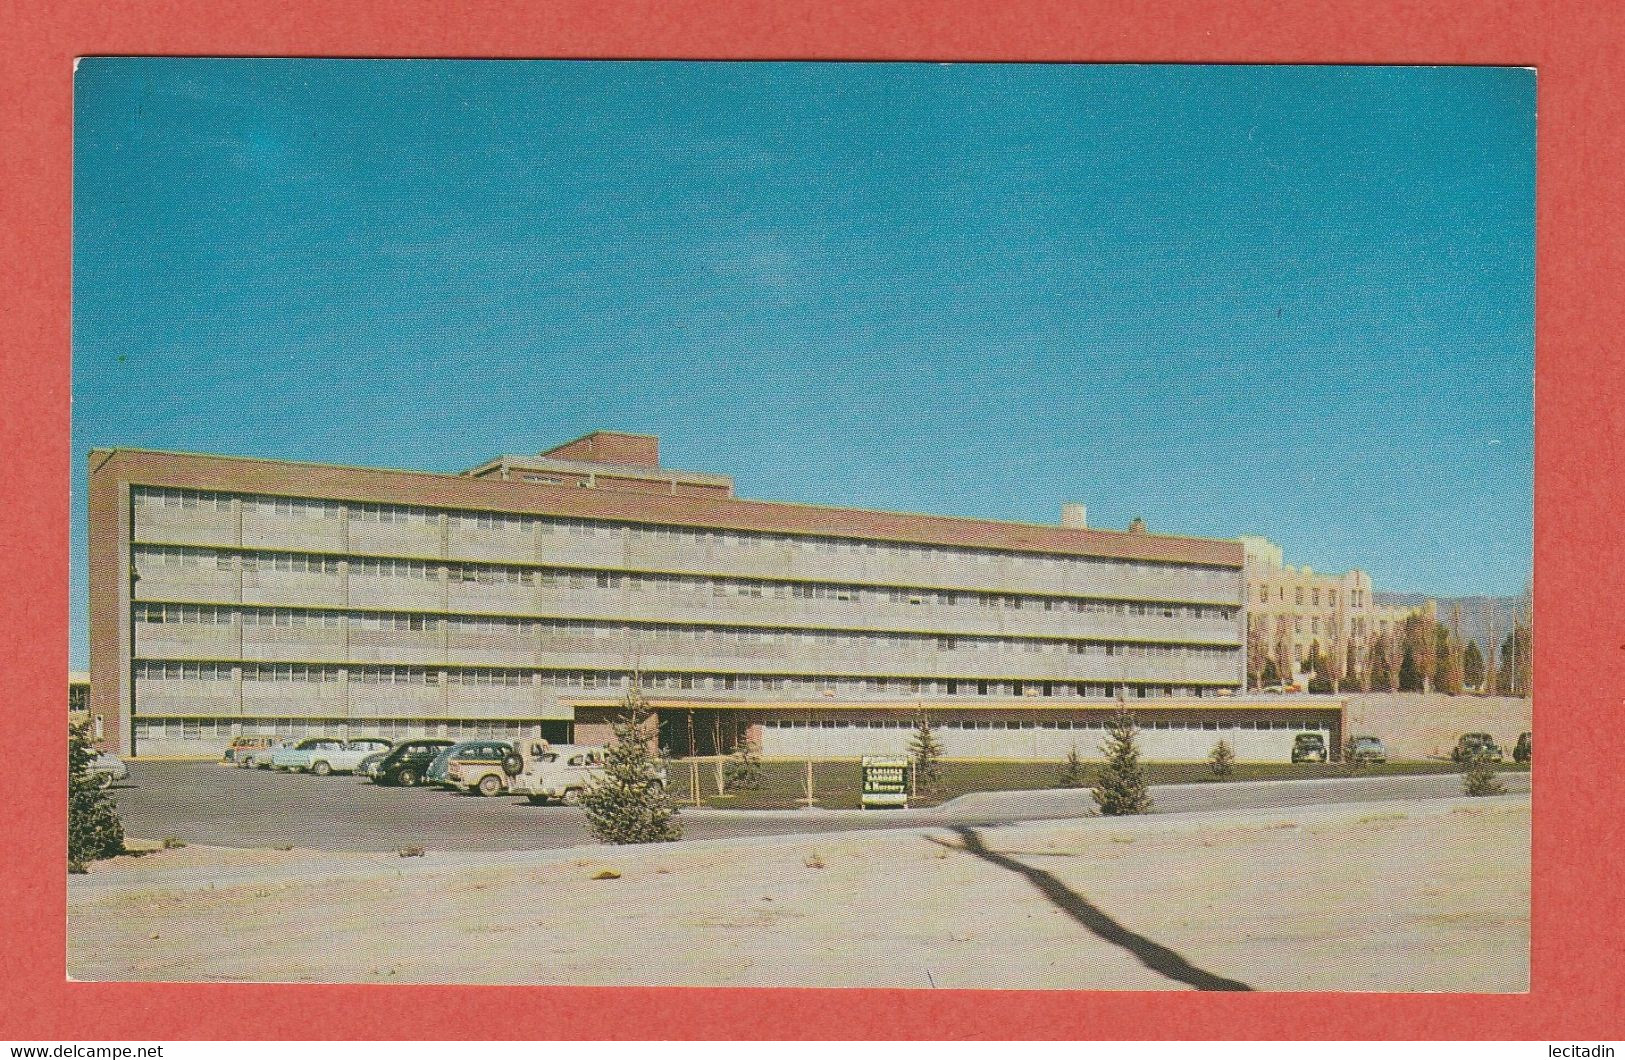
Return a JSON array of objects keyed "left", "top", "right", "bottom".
[{"left": 71, "top": 59, "right": 1534, "bottom": 667}]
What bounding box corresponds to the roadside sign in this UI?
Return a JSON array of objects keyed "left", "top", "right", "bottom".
[{"left": 861, "top": 755, "right": 910, "bottom": 808}]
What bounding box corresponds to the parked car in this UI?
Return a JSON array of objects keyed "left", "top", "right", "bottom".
[
  {"left": 356, "top": 749, "right": 391, "bottom": 779},
  {"left": 87, "top": 752, "right": 128, "bottom": 789},
  {"left": 1348, "top": 735, "right": 1387, "bottom": 763},
  {"left": 504, "top": 740, "right": 664, "bottom": 805},
  {"left": 223, "top": 735, "right": 276, "bottom": 766},
  {"left": 372, "top": 738, "right": 455, "bottom": 787},
  {"left": 275, "top": 737, "right": 393, "bottom": 775},
  {"left": 244, "top": 737, "right": 301, "bottom": 769},
  {"left": 1290, "top": 732, "right": 1328, "bottom": 763},
  {"left": 425, "top": 741, "right": 487, "bottom": 787},
  {"left": 270, "top": 737, "right": 348, "bottom": 773},
  {"left": 444, "top": 741, "right": 516, "bottom": 796},
  {"left": 1513, "top": 731, "right": 1532, "bottom": 764},
  {"left": 1451, "top": 732, "right": 1503, "bottom": 763}
]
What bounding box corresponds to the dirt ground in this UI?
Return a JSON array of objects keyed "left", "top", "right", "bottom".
[
  {"left": 1345, "top": 693, "right": 1531, "bottom": 760},
  {"left": 69, "top": 794, "right": 1529, "bottom": 991}
]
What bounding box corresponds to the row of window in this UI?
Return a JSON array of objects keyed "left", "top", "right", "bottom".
[
  {"left": 132, "top": 486, "right": 1238, "bottom": 580},
  {"left": 1256, "top": 584, "right": 1372, "bottom": 610},
  {"left": 133, "top": 545, "right": 1240, "bottom": 618},
  {"left": 135, "top": 661, "right": 527, "bottom": 685},
  {"left": 131, "top": 717, "right": 539, "bottom": 741},
  {"left": 131, "top": 662, "right": 1233, "bottom": 699},
  {"left": 133, "top": 603, "right": 1239, "bottom": 659}
]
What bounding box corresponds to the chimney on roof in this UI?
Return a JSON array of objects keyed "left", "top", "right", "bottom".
[
  {"left": 1128, "top": 516, "right": 1147, "bottom": 533},
  {"left": 1060, "top": 502, "right": 1088, "bottom": 529}
]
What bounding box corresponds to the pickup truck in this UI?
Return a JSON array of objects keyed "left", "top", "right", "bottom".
[{"left": 502, "top": 740, "right": 666, "bottom": 806}]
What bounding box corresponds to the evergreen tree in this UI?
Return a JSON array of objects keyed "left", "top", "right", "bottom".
[
  {"left": 1368, "top": 636, "right": 1395, "bottom": 692},
  {"left": 907, "top": 712, "right": 946, "bottom": 795},
  {"left": 723, "top": 724, "right": 762, "bottom": 791},
  {"left": 1463, "top": 640, "right": 1486, "bottom": 692},
  {"left": 580, "top": 684, "right": 682, "bottom": 844},
  {"left": 1398, "top": 643, "right": 1422, "bottom": 692},
  {"left": 1056, "top": 746, "right": 1089, "bottom": 788},
  {"left": 1092, "top": 709, "right": 1152, "bottom": 816},
  {"left": 1262, "top": 658, "right": 1280, "bottom": 686},
  {"left": 69, "top": 721, "right": 124, "bottom": 871},
  {"left": 1344, "top": 640, "right": 1365, "bottom": 693},
  {"left": 1207, "top": 739, "right": 1235, "bottom": 779}
]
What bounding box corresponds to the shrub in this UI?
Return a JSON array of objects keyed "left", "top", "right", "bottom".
[
  {"left": 581, "top": 685, "right": 682, "bottom": 844},
  {"left": 68, "top": 721, "right": 124, "bottom": 871},
  {"left": 1092, "top": 709, "right": 1152, "bottom": 816},
  {"left": 1463, "top": 754, "right": 1506, "bottom": 797},
  {"left": 723, "top": 731, "right": 762, "bottom": 791},
  {"left": 1207, "top": 739, "right": 1235, "bottom": 778},
  {"left": 1056, "top": 746, "right": 1089, "bottom": 788}
]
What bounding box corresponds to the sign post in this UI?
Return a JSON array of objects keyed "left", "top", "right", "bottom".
[{"left": 861, "top": 755, "right": 910, "bottom": 809}]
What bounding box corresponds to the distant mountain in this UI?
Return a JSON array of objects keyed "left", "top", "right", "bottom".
[{"left": 1375, "top": 593, "right": 1529, "bottom": 653}]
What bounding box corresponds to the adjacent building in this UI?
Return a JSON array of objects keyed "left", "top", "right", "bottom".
[
  {"left": 1239, "top": 535, "right": 1432, "bottom": 687},
  {"left": 89, "top": 433, "right": 1345, "bottom": 762}
]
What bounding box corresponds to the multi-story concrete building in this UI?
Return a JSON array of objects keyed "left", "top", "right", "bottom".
[
  {"left": 89, "top": 433, "right": 1344, "bottom": 762},
  {"left": 1239, "top": 536, "right": 1431, "bottom": 687}
]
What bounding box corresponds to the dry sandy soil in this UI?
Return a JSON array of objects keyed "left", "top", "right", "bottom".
[
  {"left": 69, "top": 794, "right": 1529, "bottom": 991},
  {"left": 1345, "top": 693, "right": 1531, "bottom": 760}
]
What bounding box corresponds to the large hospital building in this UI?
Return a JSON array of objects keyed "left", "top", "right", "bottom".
[{"left": 88, "top": 432, "right": 1345, "bottom": 761}]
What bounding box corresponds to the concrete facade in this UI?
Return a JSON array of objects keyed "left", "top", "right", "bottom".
[{"left": 86, "top": 433, "right": 1335, "bottom": 760}]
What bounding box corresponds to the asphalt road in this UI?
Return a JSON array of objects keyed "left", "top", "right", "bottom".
[{"left": 108, "top": 761, "right": 1531, "bottom": 853}]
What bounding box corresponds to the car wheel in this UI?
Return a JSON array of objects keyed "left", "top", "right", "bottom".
[
  {"left": 94, "top": 773, "right": 113, "bottom": 790},
  {"left": 397, "top": 768, "right": 420, "bottom": 787},
  {"left": 312, "top": 761, "right": 332, "bottom": 777},
  {"left": 561, "top": 787, "right": 583, "bottom": 806},
  {"left": 478, "top": 775, "right": 503, "bottom": 797}
]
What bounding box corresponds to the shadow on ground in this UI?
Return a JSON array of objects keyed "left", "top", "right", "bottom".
[{"left": 940, "top": 825, "right": 1253, "bottom": 992}]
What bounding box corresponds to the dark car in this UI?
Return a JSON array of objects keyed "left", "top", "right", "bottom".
[
  {"left": 1290, "top": 732, "right": 1328, "bottom": 763},
  {"left": 373, "top": 738, "right": 455, "bottom": 787},
  {"left": 1513, "top": 732, "right": 1532, "bottom": 764},
  {"left": 1451, "top": 732, "right": 1504, "bottom": 763}
]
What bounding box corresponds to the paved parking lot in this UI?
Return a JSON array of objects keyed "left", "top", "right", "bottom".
[{"left": 110, "top": 760, "right": 1530, "bottom": 852}]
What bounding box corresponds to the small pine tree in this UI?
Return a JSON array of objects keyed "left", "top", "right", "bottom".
[
  {"left": 1092, "top": 709, "right": 1151, "bottom": 816},
  {"left": 580, "top": 685, "right": 682, "bottom": 844},
  {"left": 1463, "top": 640, "right": 1486, "bottom": 692},
  {"left": 908, "top": 713, "right": 946, "bottom": 795},
  {"left": 1262, "top": 658, "right": 1280, "bottom": 686},
  {"left": 1056, "top": 746, "right": 1089, "bottom": 788},
  {"left": 68, "top": 721, "right": 124, "bottom": 871},
  {"left": 1462, "top": 752, "right": 1506, "bottom": 797},
  {"left": 723, "top": 728, "right": 762, "bottom": 791},
  {"left": 1207, "top": 739, "right": 1235, "bottom": 778}
]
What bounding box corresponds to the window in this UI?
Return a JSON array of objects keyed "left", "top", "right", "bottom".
[{"left": 1295, "top": 587, "right": 1304, "bottom": 605}]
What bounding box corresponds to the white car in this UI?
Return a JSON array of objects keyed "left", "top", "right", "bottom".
[
  {"left": 88, "top": 752, "right": 128, "bottom": 789},
  {"left": 272, "top": 737, "right": 392, "bottom": 775},
  {"left": 504, "top": 741, "right": 665, "bottom": 805},
  {"left": 243, "top": 737, "right": 301, "bottom": 769}
]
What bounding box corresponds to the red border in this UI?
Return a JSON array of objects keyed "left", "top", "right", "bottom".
[{"left": 4, "top": 0, "right": 1622, "bottom": 1041}]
